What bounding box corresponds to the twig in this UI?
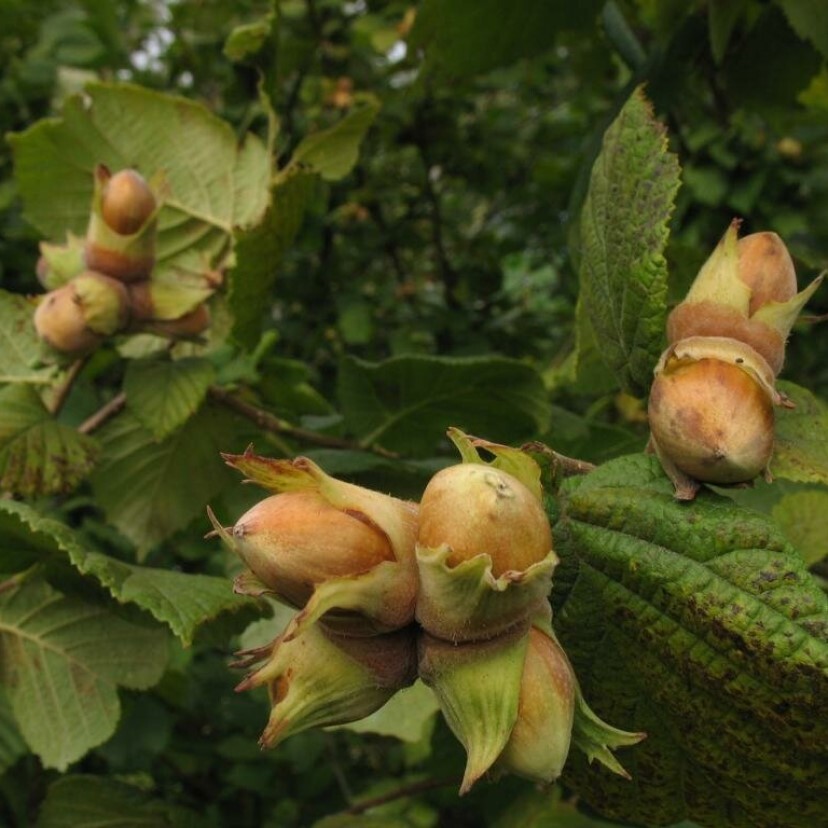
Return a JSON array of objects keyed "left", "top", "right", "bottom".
[
  {"left": 207, "top": 386, "right": 399, "bottom": 459},
  {"left": 49, "top": 357, "right": 88, "bottom": 416},
  {"left": 344, "top": 777, "right": 459, "bottom": 816},
  {"left": 521, "top": 441, "right": 597, "bottom": 476},
  {"left": 78, "top": 392, "right": 126, "bottom": 434}
]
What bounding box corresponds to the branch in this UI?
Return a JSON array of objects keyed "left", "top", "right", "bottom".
[
  {"left": 344, "top": 777, "right": 459, "bottom": 816},
  {"left": 78, "top": 391, "right": 126, "bottom": 434},
  {"left": 49, "top": 356, "right": 88, "bottom": 416},
  {"left": 207, "top": 386, "right": 399, "bottom": 459},
  {"left": 521, "top": 441, "right": 597, "bottom": 477}
]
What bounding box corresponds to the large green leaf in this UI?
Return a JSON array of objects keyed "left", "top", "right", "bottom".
[
  {"left": 37, "top": 775, "right": 199, "bottom": 827},
  {"left": 290, "top": 100, "right": 380, "bottom": 182},
  {"left": 0, "top": 689, "right": 26, "bottom": 775},
  {"left": 89, "top": 405, "right": 239, "bottom": 556},
  {"left": 336, "top": 681, "right": 440, "bottom": 743},
  {"left": 550, "top": 453, "right": 828, "bottom": 828},
  {"left": 0, "top": 384, "right": 99, "bottom": 497},
  {"left": 0, "top": 290, "right": 54, "bottom": 385},
  {"left": 723, "top": 6, "right": 822, "bottom": 114},
  {"left": 229, "top": 103, "right": 378, "bottom": 347},
  {"left": 0, "top": 579, "right": 167, "bottom": 770},
  {"left": 9, "top": 83, "right": 271, "bottom": 276},
  {"left": 492, "top": 786, "right": 628, "bottom": 828},
  {"left": 772, "top": 490, "right": 828, "bottom": 566},
  {"left": 774, "top": 0, "right": 828, "bottom": 60},
  {"left": 772, "top": 381, "right": 828, "bottom": 485},
  {"left": 578, "top": 86, "right": 680, "bottom": 396},
  {"left": 410, "top": 0, "right": 603, "bottom": 80},
  {"left": 124, "top": 356, "right": 216, "bottom": 439},
  {"left": 0, "top": 501, "right": 263, "bottom": 645},
  {"left": 337, "top": 354, "right": 551, "bottom": 455},
  {"left": 229, "top": 168, "right": 318, "bottom": 348}
]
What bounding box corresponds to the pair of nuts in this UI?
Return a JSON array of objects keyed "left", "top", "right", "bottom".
[{"left": 649, "top": 224, "right": 822, "bottom": 499}]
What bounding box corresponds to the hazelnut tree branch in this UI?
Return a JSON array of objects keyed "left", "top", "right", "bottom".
[
  {"left": 78, "top": 391, "right": 127, "bottom": 434},
  {"left": 207, "top": 386, "right": 399, "bottom": 459},
  {"left": 49, "top": 356, "right": 89, "bottom": 416},
  {"left": 343, "top": 777, "right": 460, "bottom": 816}
]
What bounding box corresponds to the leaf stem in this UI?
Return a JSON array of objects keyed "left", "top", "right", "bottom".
[
  {"left": 78, "top": 391, "right": 127, "bottom": 434},
  {"left": 207, "top": 386, "right": 399, "bottom": 458}
]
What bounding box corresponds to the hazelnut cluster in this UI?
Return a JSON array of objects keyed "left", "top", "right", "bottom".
[
  {"left": 33, "top": 165, "right": 210, "bottom": 355},
  {"left": 209, "top": 430, "right": 642, "bottom": 793},
  {"left": 649, "top": 222, "right": 823, "bottom": 499}
]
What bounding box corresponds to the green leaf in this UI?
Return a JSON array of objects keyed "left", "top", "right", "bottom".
[
  {"left": 0, "top": 579, "right": 167, "bottom": 770},
  {"left": 9, "top": 83, "right": 271, "bottom": 276},
  {"left": 410, "top": 0, "right": 603, "bottom": 80},
  {"left": 772, "top": 490, "right": 828, "bottom": 566},
  {"left": 89, "top": 405, "right": 238, "bottom": 557},
  {"left": 723, "top": 7, "right": 821, "bottom": 114},
  {"left": 228, "top": 168, "right": 319, "bottom": 348},
  {"left": 0, "top": 290, "right": 55, "bottom": 385},
  {"left": 492, "top": 786, "right": 623, "bottom": 828},
  {"left": 578, "top": 85, "right": 680, "bottom": 396},
  {"left": 224, "top": 14, "right": 274, "bottom": 62},
  {"left": 0, "top": 688, "right": 26, "bottom": 775},
  {"left": 335, "top": 682, "right": 440, "bottom": 743},
  {"left": 337, "top": 354, "right": 551, "bottom": 455},
  {"left": 228, "top": 103, "right": 377, "bottom": 346},
  {"left": 290, "top": 100, "right": 380, "bottom": 182},
  {"left": 708, "top": 0, "right": 749, "bottom": 64},
  {"left": 37, "top": 775, "right": 199, "bottom": 828},
  {"left": 774, "top": 0, "right": 828, "bottom": 60},
  {"left": 0, "top": 501, "right": 263, "bottom": 646},
  {"left": 772, "top": 381, "right": 828, "bottom": 485},
  {"left": 124, "top": 356, "right": 216, "bottom": 439},
  {"left": 551, "top": 453, "right": 828, "bottom": 828},
  {"left": 0, "top": 384, "right": 99, "bottom": 497}
]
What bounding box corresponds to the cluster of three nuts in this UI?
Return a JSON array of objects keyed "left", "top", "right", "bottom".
[
  {"left": 34, "top": 166, "right": 210, "bottom": 355},
  {"left": 209, "top": 431, "right": 638, "bottom": 792}
]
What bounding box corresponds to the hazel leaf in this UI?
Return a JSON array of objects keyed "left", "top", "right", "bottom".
[
  {"left": 334, "top": 681, "right": 440, "bottom": 743},
  {"left": 551, "top": 453, "right": 828, "bottom": 828},
  {"left": 89, "top": 405, "right": 240, "bottom": 557},
  {"left": 0, "top": 579, "right": 168, "bottom": 770},
  {"left": 771, "top": 490, "right": 828, "bottom": 566},
  {"left": 124, "top": 356, "right": 216, "bottom": 440},
  {"left": 0, "top": 689, "right": 26, "bottom": 775},
  {"left": 0, "top": 500, "right": 264, "bottom": 646},
  {"left": 290, "top": 100, "right": 380, "bottom": 182},
  {"left": 578, "top": 85, "right": 680, "bottom": 396},
  {"left": 772, "top": 381, "right": 828, "bottom": 485},
  {"left": 410, "top": 0, "right": 603, "bottom": 81},
  {"left": 0, "top": 290, "right": 55, "bottom": 385},
  {"left": 337, "top": 354, "right": 551, "bottom": 456},
  {"left": 0, "top": 384, "right": 99, "bottom": 497},
  {"left": 37, "top": 775, "right": 199, "bottom": 827},
  {"left": 229, "top": 168, "right": 319, "bottom": 348}
]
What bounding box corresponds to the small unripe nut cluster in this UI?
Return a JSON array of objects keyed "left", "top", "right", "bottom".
[
  {"left": 650, "top": 222, "right": 821, "bottom": 499},
  {"left": 33, "top": 164, "right": 212, "bottom": 356},
  {"left": 211, "top": 431, "right": 641, "bottom": 791}
]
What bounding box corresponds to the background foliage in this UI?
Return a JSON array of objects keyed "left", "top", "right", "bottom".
[{"left": 0, "top": 1, "right": 827, "bottom": 826}]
